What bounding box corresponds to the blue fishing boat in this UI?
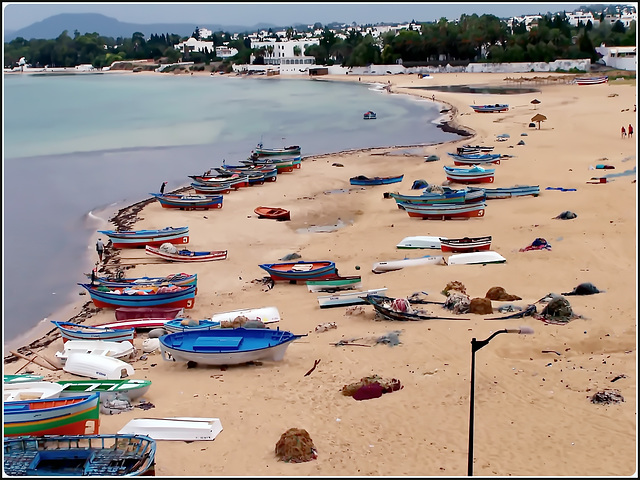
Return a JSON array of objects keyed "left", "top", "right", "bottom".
[
  {"left": 447, "top": 152, "right": 502, "bottom": 165},
  {"left": 258, "top": 260, "right": 338, "bottom": 283},
  {"left": 3, "top": 434, "right": 156, "bottom": 476},
  {"left": 86, "top": 272, "right": 198, "bottom": 289},
  {"left": 350, "top": 174, "right": 404, "bottom": 186},
  {"left": 164, "top": 318, "right": 221, "bottom": 333},
  {"left": 51, "top": 320, "right": 136, "bottom": 344},
  {"left": 150, "top": 193, "right": 223, "bottom": 210},
  {"left": 483, "top": 185, "right": 540, "bottom": 199},
  {"left": 159, "top": 327, "right": 306, "bottom": 366},
  {"left": 470, "top": 104, "right": 509, "bottom": 113},
  {"left": 77, "top": 283, "right": 197, "bottom": 310},
  {"left": 98, "top": 226, "right": 189, "bottom": 249}
]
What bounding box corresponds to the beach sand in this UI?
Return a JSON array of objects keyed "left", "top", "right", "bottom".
[{"left": 4, "top": 72, "right": 637, "bottom": 476}]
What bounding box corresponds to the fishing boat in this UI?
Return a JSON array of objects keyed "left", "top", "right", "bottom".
[
  {"left": 56, "top": 379, "right": 152, "bottom": 402},
  {"left": 4, "top": 381, "right": 65, "bottom": 402},
  {"left": 159, "top": 327, "right": 306, "bottom": 366},
  {"left": 189, "top": 173, "right": 250, "bottom": 189},
  {"left": 362, "top": 294, "right": 470, "bottom": 321},
  {"left": 363, "top": 110, "right": 377, "bottom": 120},
  {"left": 372, "top": 255, "right": 444, "bottom": 273},
  {"left": 389, "top": 189, "right": 467, "bottom": 206},
  {"left": 97, "top": 226, "right": 189, "bottom": 249},
  {"left": 258, "top": 260, "right": 338, "bottom": 283},
  {"left": 470, "top": 104, "right": 509, "bottom": 113},
  {"left": 191, "top": 181, "right": 233, "bottom": 195},
  {"left": 446, "top": 251, "right": 506, "bottom": 265},
  {"left": 448, "top": 152, "right": 501, "bottom": 165},
  {"left": 306, "top": 275, "right": 363, "bottom": 293},
  {"left": 444, "top": 165, "right": 495, "bottom": 184},
  {"left": 51, "top": 321, "right": 136, "bottom": 344},
  {"left": 243, "top": 156, "right": 299, "bottom": 173},
  {"left": 254, "top": 206, "right": 291, "bottom": 221},
  {"left": 317, "top": 288, "right": 388, "bottom": 308},
  {"left": 253, "top": 143, "right": 301, "bottom": 156},
  {"left": 164, "top": 318, "right": 221, "bottom": 333},
  {"left": 115, "top": 306, "right": 183, "bottom": 321},
  {"left": 78, "top": 283, "right": 197, "bottom": 310},
  {"left": 63, "top": 353, "right": 135, "bottom": 380},
  {"left": 484, "top": 185, "right": 540, "bottom": 199},
  {"left": 55, "top": 340, "right": 136, "bottom": 365},
  {"left": 574, "top": 75, "right": 608, "bottom": 85},
  {"left": 3, "top": 393, "right": 101, "bottom": 437},
  {"left": 217, "top": 164, "right": 278, "bottom": 182},
  {"left": 150, "top": 192, "right": 223, "bottom": 210},
  {"left": 4, "top": 374, "right": 44, "bottom": 384},
  {"left": 350, "top": 174, "right": 404, "bottom": 186},
  {"left": 3, "top": 434, "right": 156, "bottom": 476},
  {"left": 213, "top": 168, "right": 266, "bottom": 185},
  {"left": 145, "top": 244, "right": 228, "bottom": 262},
  {"left": 439, "top": 235, "right": 492, "bottom": 253},
  {"left": 118, "top": 417, "right": 223, "bottom": 442},
  {"left": 398, "top": 201, "right": 486, "bottom": 220},
  {"left": 211, "top": 306, "right": 281, "bottom": 325},
  {"left": 396, "top": 236, "right": 445, "bottom": 250},
  {"left": 87, "top": 272, "right": 198, "bottom": 289},
  {"left": 457, "top": 145, "right": 495, "bottom": 154},
  {"left": 93, "top": 317, "right": 173, "bottom": 332}
]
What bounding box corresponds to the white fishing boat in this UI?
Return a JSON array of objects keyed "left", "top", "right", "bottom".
[
  {"left": 55, "top": 340, "right": 136, "bottom": 365},
  {"left": 317, "top": 288, "right": 388, "bottom": 308},
  {"left": 446, "top": 251, "right": 506, "bottom": 265},
  {"left": 372, "top": 255, "right": 445, "bottom": 273},
  {"left": 3, "top": 381, "right": 65, "bottom": 402},
  {"left": 118, "top": 417, "right": 223, "bottom": 441},
  {"left": 56, "top": 379, "right": 152, "bottom": 402},
  {"left": 211, "top": 306, "right": 281, "bottom": 325},
  {"left": 396, "top": 236, "right": 445, "bottom": 249},
  {"left": 63, "top": 353, "right": 135, "bottom": 380}
]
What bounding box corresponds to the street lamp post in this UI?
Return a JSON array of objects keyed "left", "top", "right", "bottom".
[{"left": 467, "top": 326, "right": 534, "bottom": 476}]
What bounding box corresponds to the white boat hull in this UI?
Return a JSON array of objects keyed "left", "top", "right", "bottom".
[
  {"left": 211, "top": 306, "right": 281, "bottom": 324},
  {"left": 396, "top": 236, "right": 444, "bottom": 249},
  {"left": 63, "top": 353, "right": 135, "bottom": 380},
  {"left": 160, "top": 341, "right": 295, "bottom": 365},
  {"left": 118, "top": 417, "right": 223, "bottom": 441},
  {"left": 3, "top": 382, "right": 65, "bottom": 402},
  {"left": 317, "top": 288, "right": 388, "bottom": 308},
  {"left": 57, "top": 379, "right": 151, "bottom": 401},
  {"left": 373, "top": 255, "right": 444, "bottom": 273},
  {"left": 446, "top": 251, "right": 506, "bottom": 265},
  {"left": 55, "top": 340, "right": 135, "bottom": 364}
]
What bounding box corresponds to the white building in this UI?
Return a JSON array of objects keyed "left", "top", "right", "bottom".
[
  {"left": 595, "top": 43, "right": 637, "bottom": 71},
  {"left": 603, "top": 13, "right": 637, "bottom": 28},
  {"left": 509, "top": 15, "right": 542, "bottom": 32},
  {"left": 250, "top": 38, "right": 320, "bottom": 65},
  {"left": 566, "top": 11, "right": 599, "bottom": 27},
  {"left": 174, "top": 37, "right": 215, "bottom": 55}
]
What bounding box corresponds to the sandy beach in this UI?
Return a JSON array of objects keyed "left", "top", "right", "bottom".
[{"left": 3, "top": 71, "right": 637, "bottom": 477}]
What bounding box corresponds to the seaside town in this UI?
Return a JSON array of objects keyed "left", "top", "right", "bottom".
[{"left": 2, "top": 3, "right": 638, "bottom": 478}]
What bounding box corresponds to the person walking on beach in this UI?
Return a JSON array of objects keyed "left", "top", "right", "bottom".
[
  {"left": 96, "top": 238, "right": 105, "bottom": 263},
  {"left": 621, "top": 126, "right": 626, "bottom": 138},
  {"left": 628, "top": 124, "right": 633, "bottom": 138},
  {"left": 160, "top": 181, "right": 167, "bottom": 194}
]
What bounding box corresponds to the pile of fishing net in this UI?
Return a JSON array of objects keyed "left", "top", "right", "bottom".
[
  {"left": 275, "top": 428, "right": 317, "bottom": 463},
  {"left": 341, "top": 374, "right": 402, "bottom": 401}
]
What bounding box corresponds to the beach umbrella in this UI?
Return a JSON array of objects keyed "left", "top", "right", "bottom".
[
  {"left": 531, "top": 113, "right": 547, "bottom": 129},
  {"left": 531, "top": 99, "right": 541, "bottom": 109}
]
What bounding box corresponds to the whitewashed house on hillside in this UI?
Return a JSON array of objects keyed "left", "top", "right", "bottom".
[{"left": 595, "top": 43, "right": 637, "bottom": 71}]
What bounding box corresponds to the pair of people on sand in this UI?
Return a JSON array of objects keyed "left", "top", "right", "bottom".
[{"left": 621, "top": 124, "right": 633, "bottom": 138}]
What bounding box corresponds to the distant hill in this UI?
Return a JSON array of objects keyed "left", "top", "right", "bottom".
[{"left": 4, "top": 13, "right": 281, "bottom": 42}]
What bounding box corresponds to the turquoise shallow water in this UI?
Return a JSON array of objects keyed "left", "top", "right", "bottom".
[{"left": 2, "top": 73, "right": 462, "bottom": 347}]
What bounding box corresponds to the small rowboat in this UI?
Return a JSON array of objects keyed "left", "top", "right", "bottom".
[
  {"left": 3, "top": 434, "right": 156, "bottom": 476},
  {"left": 115, "top": 306, "right": 183, "bottom": 321},
  {"left": 372, "top": 255, "right": 444, "bottom": 273},
  {"left": 159, "top": 327, "right": 306, "bottom": 366},
  {"left": 259, "top": 260, "right": 338, "bottom": 283},
  {"left": 448, "top": 152, "right": 501, "bottom": 165},
  {"left": 87, "top": 272, "right": 197, "bottom": 289},
  {"left": 484, "top": 185, "right": 540, "bottom": 199},
  {"left": 55, "top": 340, "right": 136, "bottom": 365},
  {"left": 3, "top": 381, "right": 65, "bottom": 402},
  {"left": 439, "top": 235, "right": 492, "bottom": 253},
  {"left": 306, "top": 275, "right": 363, "bottom": 292},
  {"left": 118, "top": 417, "right": 223, "bottom": 442},
  {"left": 150, "top": 193, "right": 223, "bottom": 210},
  {"left": 244, "top": 156, "right": 299, "bottom": 172},
  {"left": 191, "top": 181, "right": 233, "bottom": 194},
  {"left": 97, "top": 226, "right": 189, "bottom": 249},
  {"left": 574, "top": 75, "right": 608, "bottom": 85},
  {"left": 63, "top": 353, "right": 135, "bottom": 380},
  {"left": 4, "top": 374, "right": 44, "bottom": 384},
  {"left": 398, "top": 201, "right": 486, "bottom": 220},
  {"left": 254, "top": 206, "right": 291, "bottom": 221},
  {"left": 396, "top": 236, "right": 445, "bottom": 250},
  {"left": 457, "top": 145, "right": 494, "bottom": 154},
  {"left": 93, "top": 318, "right": 173, "bottom": 332},
  {"left": 217, "top": 164, "right": 278, "bottom": 182},
  {"left": 253, "top": 143, "right": 301, "bottom": 157},
  {"left": 350, "top": 174, "right": 404, "bottom": 186},
  {"left": 317, "top": 288, "right": 388, "bottom": 308},
  {"left": 444, "top": 165, "right": 495, "bottom": 184},
  {"left": 164, "top": 318, "right": 221, "bottom": 333},
  {"left": 51, "top": 320, "right": 136, "bottom": 344},
  {"left": 189, "top": 173, "right": 249, "bottom": 189},
  {"left": 211, "top": 306, "right": 281, "bottom": 325},
  {"left": 446, "top": 251, "right": 506, "bottom": 265},
  {"left": 78, "top": 283, "right": 197, "bottom": 310},
  {"left": 470, "top": 104, "right": 509, "bottom": 113},
  {"left": 390, "top": 189, "right": 467, "bottom": 206},
  {"left": 145, "top": 244, "right": 228, "bottom": 262},
  {"left": 56, "top": 379, "right": 152, "bottom": 401},
  {"left": 363, "top": 110, "right": 377, "bottom": 120}
]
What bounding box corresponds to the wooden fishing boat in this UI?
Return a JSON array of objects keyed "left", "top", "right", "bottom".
[
  {"left": 78, "top": 283, "right": 197, "bottom": 310},
  {"left": 211, "top": 306, "right": 281, "bottom": 325},
  {"left": 88, "top": 272, "right": 198, "bottom": 289},
  {"left": 448, "top": 152, "right": 501, "bottom": 166},
  {"left": 145, "top": 244, "right": 228, "bottom": 262},
  {"left": 150, "top": 192, "right": 223, "bottom": 210},
  {"left": 164, "top": 318, "right": 221, "bottom": 333},
  {"left": 51, "top": 320, "right": 136, "bottom": 344},
  {"left": 217, "top": 164, "right": 278, "bottom": 182},
  {"left": 470, "top": 104, "right": 509, "bottom": 113},
  {"left": 254, "top": 206, "right": 291, "bottom": 221},
  {"left": 363, "top": 110, "right": 377, "bottom": 119},
  {"left": 93, "top": 318, "right": 173, "bottom": 332},
  {"left": 118, "top": 417, "right": 223, "bottom": 441},
  {"left": 574, "top": 75, "right": 608, "bottom": 85},
  {"left": 484, "top": 185, "right": 540, "bottom": 199},
  {"left": 444, "top": 165, "right": 495, "bottom": 184},
  {"left": 55, "top": 340, "right": 136, "bottom": 365},
  {"left": 439, "top": 235, "right": 492, "bottom": 253},
  {"left": 253, "top": 143, "right": 301, "bottom": 157},
  {"left": 4, "top": 374, "right": 44, "bottom": 384},
  {"left": 115, "top": 306, "right": 183, "bottom": 321},
  {"left": 317, "top": 288, "right": 388, "bottom": 308},
  {"left": 362, "top": 294, "right": 470, "bottom": 321},
  {"left": 191, "top": 181, "right": 233, "bottom": 194},
  {"left": 3, "top": 393, "right": 101, "bottom": 437},
  {"left": 350, "top": 174, "right": 404, "bottom": 186},
  {"left": 191, "top": 174, "right": 249, "bottom": 189},
  {"left": 159, "top": 327, "right": 306, "bottom": 366},
  {"left": 446, "top": 251, "right": 506, "bottom": 265},
  {"left": 396, "top": 236, "right": 445, "bottom": 250},
  {"left": 457, "top": 145, "right": 494, "bottom": 154},
  {"left": 398, "top": 201, "right": 486, "bottom": 220},
  {"left": 4, "top": 381, "right": 65, "bottom": 402},
  {"left": 306, "top": 275, "right": 363, "bottom": 293},
  {"left": 63, "top": 353, "right": 135, "bottom": 380},
  {"left": 390, "top": 189, "right": 467, "bottom": 206},
  {"left": 56, "top": 379, "right": 152, "bottom": 402},
  {"left": 244, "top": 156, "right": 299, "bottom": 172},
  {"left": 3, "top": 434, "right": 156, "bottom": 476},
  {"left": 259, "top": 260, "right": 338, "bottom": 283},
  {"left": 97, "top": 226, "right": 189, "bottom": 249},
  {"left": 372, "top": 255, "right": 444, "bottom": 273},
  {"left": 212, "top": 168, "right": 266, "bottom": 185}
]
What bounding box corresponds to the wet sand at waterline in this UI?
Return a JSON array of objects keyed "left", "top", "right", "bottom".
[{"left": 4, "top": 72, "right": 636, "bottom": 476}]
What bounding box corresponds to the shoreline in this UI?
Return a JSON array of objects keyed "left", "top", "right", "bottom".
[{"left": 3, "top": 71, "right": 636, "bottom": 476}]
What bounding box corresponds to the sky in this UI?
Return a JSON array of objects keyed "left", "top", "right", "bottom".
[{"left": 2, "top": 2, "right": 601, "bottom": 31}]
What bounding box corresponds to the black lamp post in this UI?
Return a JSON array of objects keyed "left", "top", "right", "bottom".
[{"left": 468, "top": 327, "right": 534, "bottom": 476}]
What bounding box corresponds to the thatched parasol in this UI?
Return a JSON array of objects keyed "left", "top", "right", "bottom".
[
  {"left": 531, "top": 113, "right": 547, "bottom": 129},
  {"left": 531, "top": 99, "right": 541, "bottom": 109}
]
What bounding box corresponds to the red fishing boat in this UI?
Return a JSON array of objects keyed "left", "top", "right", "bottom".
[
  {"left": 439, "top": 235, "right": 492, "bottom": 253},
  {"left": 254, "top": 206, "right": 291, "bottom": 221}
]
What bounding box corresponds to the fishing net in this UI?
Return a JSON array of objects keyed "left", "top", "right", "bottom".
[{"left": 275, "top": 428, "right": 317, "bottom": 463}]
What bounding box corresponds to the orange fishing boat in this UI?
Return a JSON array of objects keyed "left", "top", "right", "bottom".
[{"left": 254, "top": 206, "right": 291, "bottom": 221}]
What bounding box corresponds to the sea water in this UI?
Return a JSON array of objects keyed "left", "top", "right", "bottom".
[{"left": 2, "top": 73, "right": 461, "bottom": 348}]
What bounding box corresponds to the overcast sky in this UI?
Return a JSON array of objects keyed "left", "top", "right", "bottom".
[{"left": 3, "top": 2, "right": 598, "bottom": 31}]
